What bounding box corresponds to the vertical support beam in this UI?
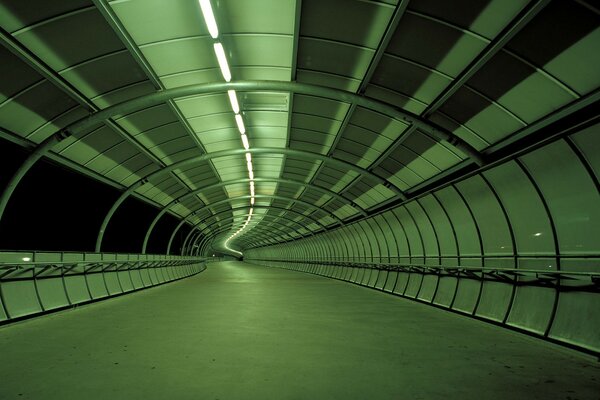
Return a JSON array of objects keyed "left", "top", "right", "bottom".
[{"left": 167, "top": 217, "right": 193, "bottom": 255}]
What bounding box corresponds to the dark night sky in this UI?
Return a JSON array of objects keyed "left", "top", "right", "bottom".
[{"left": 0, "top": 138, "right": 192, "bottom": 254}]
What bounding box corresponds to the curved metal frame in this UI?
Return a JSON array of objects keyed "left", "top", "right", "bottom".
[
  {"left": 186, "top": 208, "right": 316, "bottom": 242},
  {"left": 182, "top": 209, "right": 315, "bottom": 256},
  {"left": 97, "top": 146, "right": 394, "bottom": 251},
  {"left": 165, "top": 203, "right": 329, "bottom": 255},
  {"left": 194, "top": 224, "right": 297, "bottom": 257},
  {"left": 190, "top": 215, "right": 309, "bottom": 256},
  {"left": 0, "top": 80, "right": 483, "bottom": 251},
  {"left": 174, "top": 193, "right": 340, "bottom": 251},
  {"left": 141, "top": 176, "right": 367, "bottom": 253}
]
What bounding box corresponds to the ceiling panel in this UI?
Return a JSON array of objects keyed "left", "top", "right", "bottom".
[{"left": 0, "top": 0, "right": 597, "bottom": 254}]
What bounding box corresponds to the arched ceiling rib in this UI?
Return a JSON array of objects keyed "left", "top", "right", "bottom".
[
  {"left": 194, "top": 213, "right": 316, "bottom": 245},
  {"left": 194, "top": 207, "right": 322, "bottom": 238},
  {"left": 0, "top": 0, "right": 597, "bottom": 255}
]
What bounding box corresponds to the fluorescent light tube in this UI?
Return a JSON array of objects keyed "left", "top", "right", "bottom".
[
  {"left": 235, "top": 114, "right": 245, "bottom": 134},
  {"left": 241, "top": 134, "right": 249, "bottom": 150},
  {"left": 213, "top": 43, "right": 231, "bottom": 82},
  {"left": 199, "top": 0, "right": 219, "bottom": 39},
  {"left": 228, "top": 90, "right": 239, "bottom": 114}
]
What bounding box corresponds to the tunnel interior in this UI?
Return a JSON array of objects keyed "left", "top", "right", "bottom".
[{"left": 0, "top": 0, "right": 599, "bottom": 398}]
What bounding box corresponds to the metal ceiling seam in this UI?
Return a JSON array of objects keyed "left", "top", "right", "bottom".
[
  {"left": 0, "top": 26, "right": 169, "bottom": 169},
  {"left": 92, "top": 0, "right": 214, "bottom": 206},
  {"left": 63, "top": 81, "right": 482, "bottom": 163},
  {"left": 501, "top": 48, "right": 580, "bottom": 99},
  {"left": 366, "top": 124, "right": 417, "bottom": 170},
  {"left": 306, "top": 0, "right": 409, "bottom": 201},
  {"left": 0, "top": 28, "right": 90, "bottom": 109},
  {"left": 335, "top": 1, "right": 551, "bottom": 186},
  {"left": 359, "top": 0, "right": 411, "bottom": 94},
  {"left": 290, "top": 0, "right": 302, "bottom": 82},
  {"left": 422, "top": 0, "right": 553, "bottom": 117},
  {"left": 0, "top": 23, "right": 197, "bottom": 211},
  {"left": 8, "top": 5, "right": 96, "bottom": 36},
  {"left": 372, "top": 0, "right": 554, "bottom": 164},
  {"left": 323, "top": 0, "right": 410, "bottom": 159},
  {"left": 485, "top": 88, "right": 600, "bottom": 156}
]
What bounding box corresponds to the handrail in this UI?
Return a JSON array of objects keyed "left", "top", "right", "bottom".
[
  {"left": 0, "top": 258, "right": 205, "bottom": 269},
  {"left": 248, "top": 259, "right": 600, "bottom": 287}
]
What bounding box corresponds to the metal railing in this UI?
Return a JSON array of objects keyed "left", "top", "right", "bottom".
[
  {"left": 249, "top": 259, "right": 600, "bottom": 291},
  {"left": 0, "top": 251, "right": 207, "bottom": 324}
]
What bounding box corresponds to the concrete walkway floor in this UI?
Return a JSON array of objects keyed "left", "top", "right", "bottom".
[{"left": 0, "top": 261, "right": 598, "bottom": 400}]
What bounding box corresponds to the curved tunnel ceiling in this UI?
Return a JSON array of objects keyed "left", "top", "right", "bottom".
[{"left": 0, "top": 0, "right": 598, "bottom": 256}]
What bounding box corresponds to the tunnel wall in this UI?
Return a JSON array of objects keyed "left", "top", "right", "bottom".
[
  {"left": 246, "top": 123, "right": 600, "bottom": 355},
  {"left": 0, "top": 251, "right": 206, "bottom": 324}
]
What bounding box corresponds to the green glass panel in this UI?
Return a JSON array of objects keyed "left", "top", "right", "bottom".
[
  {"left": 298, "top": 38, "right": 374, "bottom": 79},
  {"left": 418, "top": 195, "right": 457, "bottom": 257},
  {"left": 293, "top": 95, "right": 350, "bottom": 120},
  {"left": 520, "top": 140, "right": 600, "bottom": 255},
  {"left": 219, "top": 0, "right": 295, "bottom": 35},
  {"left": 571, "top": 122, "right": 600, "bottom": 180},
  {"left": 229, "top": 35, "right": 293, "bottom": 69},
  {"left": 296, "top": 70, "right": 361, "bottom": 92},
  {"left": 543, "top": 28, "right": 600, "bottom": 95},
  {"left": 460, "top": 100, "right": 525, "bottom": 146},
  {"left": 405, "top": 201, "right": 439, "bottom": 262},
  {"left": 110, "top": 0, "right": 208, "bottom": 45},
  {"left": 357, "top": 220, "right": 378, "bottom": 259},
  {"left": 141, "top": 37, "right": 215, "bottom": 77},
  {"left": 483, "top": 161, "right": 554, "bottom": 256},
  {"left": 372, "top": 215, "right": 394, "bottom": 259},
  {"left": 455, "top": 175, "right": 513, "bottom": 256},
  {"left": 364, "top": 85, "right": 428, "bottom": 115},
  {"left": 496, "top": 72, "right": 575, "bottom": 124},
  {"left": 428, "top": 112, "right": 489, "bottom": 151},
  {"left": 301, "top": 0, "right": 393, "bottom": 48},
  {"left": 392, "top": 206, "right": 423, "bottom": 259},
  {"left": 434, "top": 186, "right": 481, "bottom": 257}
]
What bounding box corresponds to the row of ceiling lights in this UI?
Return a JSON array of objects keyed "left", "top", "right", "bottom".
[{"left": 199, "top": 0, "right": 254, "bottom": 255}]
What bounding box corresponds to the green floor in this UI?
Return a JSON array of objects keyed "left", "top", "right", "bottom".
[{"left": 0, "top": 261, "right": 598, "bottom": 399}]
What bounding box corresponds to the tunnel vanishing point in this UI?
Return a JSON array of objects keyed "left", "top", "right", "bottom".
[{"left": 0, "top": 0, "right": 599, "bottom": 399}]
